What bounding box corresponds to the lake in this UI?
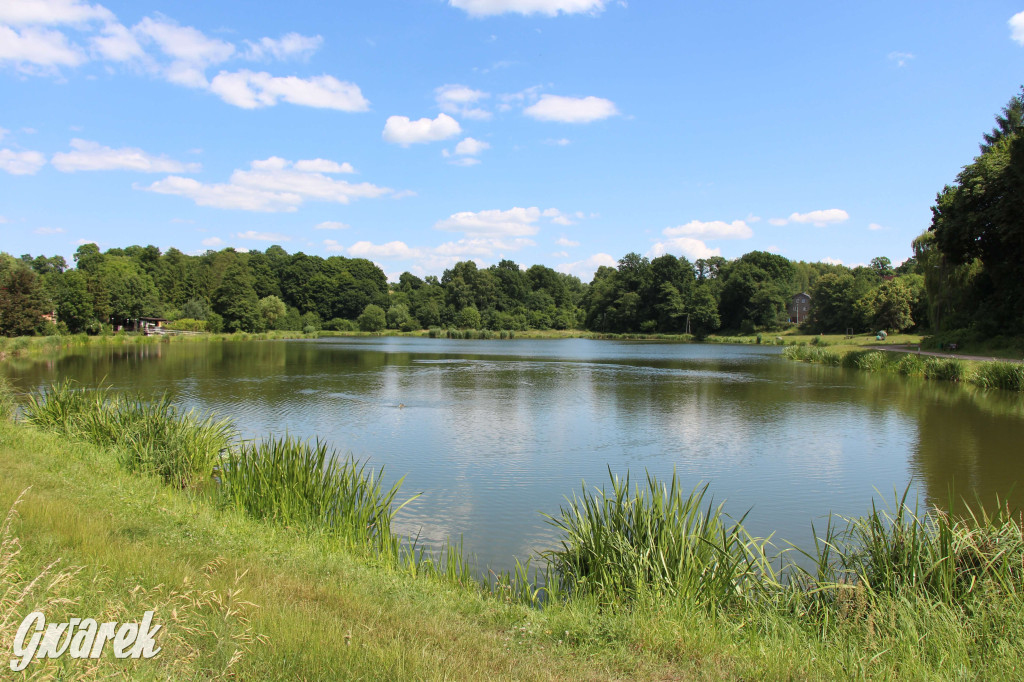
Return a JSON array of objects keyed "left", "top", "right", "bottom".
[{"left": 5, "top": 337, "right": 1024, "bottom": 573}]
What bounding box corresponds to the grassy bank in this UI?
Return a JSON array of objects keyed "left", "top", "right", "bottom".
[
  {"left": 784, "top": 345, "right": 1024, "bottom": 392},
  {"left": 2, "top": 383, "right": 1023, "bottom": 679}
]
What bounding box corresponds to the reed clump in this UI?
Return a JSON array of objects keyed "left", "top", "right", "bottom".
[
  {"left": 22, "top": 380, "right": 233, "bottom": 488},
  {"left": 795, "top": 491, "right": 1024, "bottom": 613},
  {"left": 542, "top": 469, "right": 776, "bottom": 606},
  {"left": 218, "top": 435, "right": 415, "bottom": 552}
]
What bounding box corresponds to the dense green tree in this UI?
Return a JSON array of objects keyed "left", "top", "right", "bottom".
[
  {"left": 456, "top": 305, "right": 482, "bottom": 329},
  {"left": 0, "top": 267, "right": 46, "bottom": 336},
  {"left": 810, "top": 273, "right": 857, "bottom": 332},
  {"left": 53, "top": 270, "right": 93, "bottom": 333},
  {"left": 357, "top": 304, "right": 386, "bottom": 332},
  {"left": 930, "top": 89, "right": 1024, "bottom": 333},
  {"left": 258, "top": 295, "right": 286, "bottom": 330},
  {"left": 212, "top": 261, "right": 260, "bottom": 332}
]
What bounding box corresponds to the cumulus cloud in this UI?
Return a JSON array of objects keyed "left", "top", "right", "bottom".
[
  {"left": 52, "top": 138, "right": 201, "bottom": 173},
  {"left": 556, "top": 253, "right": 616, "bottom": 280},
  {"left": 524, "top": 94, "right": 618, "bottom": 123},
  {"left": 0, "top": 149, "right": 47, "bottom": 174},
  {"left": 868, "top": 222, "right": 886, "bottom": 231},
  {"left": 434, "top": 206, "right": 546, "bottom": 237},
  {"left": 322, "top": 239, "right": 344, "bottom": 252},
  {"left": 556, "top": 236, "right": 580, "bottom": 247},
  {"left": 348, "top": 240, "right": 421, "bottom": 259},
  {"left": 436, "top": 84, "right": 491, "bottom": 120},
  {"left": 201, "top": 236, "right": 224, "bottom": 247},
  {"left": 663, "top": 219, "right": 753, "bottom": 240},
  {"left": 314, "top": 221, "right": 349, "bottom": 230},
  {"left": 90, "top": 22, "right": 144, "bottom": 61},
  {"left": 209, "top": 70, "right": 369, "bottom": 110},
  {"left": 454, "top": 137, "right": 490, "bottom": 156},
  {"left": 293, "top": 159, "right": 354, "bottom": 173},
  {"left": 0, "top": 25, "right": 87, "bottom": 68},
  {"left": 243, "top": 32, "right": 322, "bottom": 61},
  {"left": 382, "top": 113, "right": 462, "bottom": 146},
  {"left": 134, "top": 15, "right": 234, "bottom": 70},
  {"left": 821, "top": 257, "right": 844, "bottom": 266},
  {"left": 1011, "top": 11, "right": 1024, "bottom": 44},
  {"left": 769, "top": 209, "right": 849, "bottom": 227},
  {"left": 143, "top": 156, "right": 392, "bottom": 212},
  {"left": 649, "top": 237, "right": 722, "bottom": 261},
  {"left": 450, "top": 0, "right": 606, "bottom": 17},
  {"left": 0, "top": 0, "right": 113, "bottom": 26}
]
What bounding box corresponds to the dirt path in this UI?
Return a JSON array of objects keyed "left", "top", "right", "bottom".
[{"left": 870, "top": 345, "right": 1024, "bottom": 363}]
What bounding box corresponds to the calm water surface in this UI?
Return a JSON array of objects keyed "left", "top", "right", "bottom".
[{"left": 6, "top": 337, "right": 1024, "bottom": 572}]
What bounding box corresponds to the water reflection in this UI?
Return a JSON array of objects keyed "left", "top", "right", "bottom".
[{"left": 4, "top": 337, "right": 1023, "bottom": 572}]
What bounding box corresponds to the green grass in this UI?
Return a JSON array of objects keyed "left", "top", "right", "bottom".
[
  {"left": 785, "top": 345, "right": 1024, "bottom": 392},
  {"left": 2, "top": 381, "right": 1024, "bottom": 678}
]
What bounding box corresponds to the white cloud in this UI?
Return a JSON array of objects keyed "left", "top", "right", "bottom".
[
  {"left": 868, "top": 222, "right": 886, "bottom": 231},
  {"left": 769, "top": 209, "right": 849, "bottom": 227},
  {"left": 433, "top": 237, "right": 534, "bottom": 256},
  {"left": 436, "top": 84, "right": 491, "bottom": 120},
  {"left": 544, "top": 138, "right": 571, "bottom": 146},
  {"left": 323, "top": 239, "right": 344, "bottom": 252},
  {"left": 236, "top": 230, "right": 290, "bottom": 242},
  {"left": 0, "top": 149, "right": 47, "bottom": 174},
  {"left": 786, "top": 209, "right": 849, "bottom": 227},
  {"left": 556, "top": 236, "right": 580, "bottom": 247},
  {"left": 1010, "top": 11, "right": 1024, "bottom": 45},
  {"left": 348, "top": 240, "right": 421, "bottom": 259},
  {"left": 146, "top": 175, "right": 303, "bottom": 212},
  {"left": 766, "top": 245, "right": 780, "bottom": 253},
  {"left": 435, "top": 206, "right": 545, "bottom": 237},
  {"left": 143, "top": 156, "right": 391, "bottom": 212},
  {"left": 33, "top": 226, "right": 65, "bottom": 234},
  {"left": 314, "top": 221, "right": 349, "bottom": 230},
  {"left": 0, "top": 25, "right": 87, "bottom": 67},
  {"left": 556, "top": 252, "right": 616, "bottom": 280},
  {"left": 90, "top": 22, "right": 144, "bottom": 61},
  {"left": 887, "top": 51, "right": 914, "bottom": 67},
  {"left": 450, "top": 0, "right": 606, "bottom": 17},
  {"left": 524, "top": 94, "right": 618, "bottom": 123},
  {"left": 382, "top": 113, "right": 461, "bottom": 146},
  {"left": 52, "top": 138, "right": 201, "bottom": 173},
  {"left": 0, "top": 0, "right": 113, "bottom": 26},
  {"left": 745, "top": 213, "right": 761, "bottom": 223},
  {"left": 447, "top": 157, "right": 481, "bottom": 167},
  {"left": 454, "top": 137, "right": 490, "bottom": 156},
  {"left": 243, "top": 33, "right": 322, "bottom": 61},
  {"left": 821, "top": 257, "right": 844, "bottom": 266},
  {"left": 663, "top": 219, "right": 753, "bottom": 240},
  {"left": 201, "top": 236, "right": 224, "bottom": 247},
  {"left": 293, "top": 159, "right": 354, "bottom": 173},
  {"left": 134, "top": 16, "right": 234, "bottom": 68},
  {"left": 649, "top": 237, "right": 722, "bottom": 261},
  {"left": 209, "top": 70, "right": 370, "bottom": 111}
]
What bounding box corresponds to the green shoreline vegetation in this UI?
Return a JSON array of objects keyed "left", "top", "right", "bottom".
[{"left": 1, "top": 379, "right": 1023, "bottom": 679}]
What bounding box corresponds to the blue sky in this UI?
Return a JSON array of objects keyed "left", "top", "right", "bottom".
[{"left": 2, "top": 0, "right": 1023, "bottom": 281}]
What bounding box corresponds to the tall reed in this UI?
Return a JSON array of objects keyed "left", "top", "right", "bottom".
[
  {"left": 218, "top": 435, "right": 417, "bottom": 551},
  {"left": 542, "top": 469, "right": 776, "bottom": 606}
]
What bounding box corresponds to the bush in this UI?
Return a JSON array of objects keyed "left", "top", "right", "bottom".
[
  {"left": 357, "top": 304, "right": 386, "bottom": 332},
  {"left": 166, "top": 318, "right": 207, "bottom": 332}
]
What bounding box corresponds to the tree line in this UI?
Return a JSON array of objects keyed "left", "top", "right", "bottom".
[{"left": 0, "top": 240, "right": 922, "bottom": 338}]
